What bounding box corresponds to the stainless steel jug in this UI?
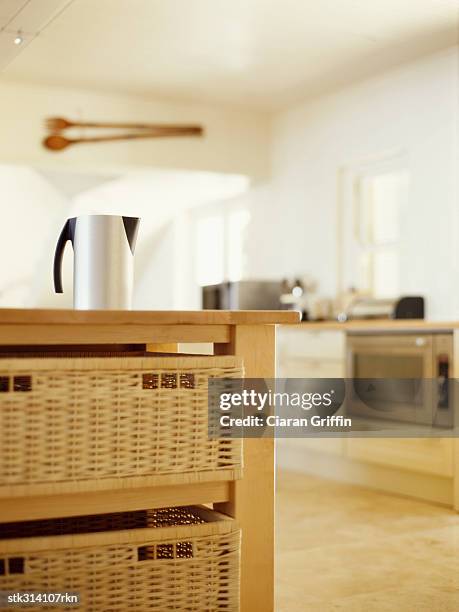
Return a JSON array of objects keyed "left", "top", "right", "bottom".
[{"left": 53, "top": 214, "right": 140, "bottom": 310}]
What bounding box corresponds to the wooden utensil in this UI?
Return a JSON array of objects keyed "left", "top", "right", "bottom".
[
  {"left": 43, "top": 128, "right": 203, "bottom": 151},
  {"left": 45, "top": 116, "right": 203, "bottom": 133}
]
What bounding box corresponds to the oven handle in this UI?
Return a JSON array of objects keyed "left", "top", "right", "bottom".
[{"left": 433, "top": 351, "right": 454, "bottom": 428}]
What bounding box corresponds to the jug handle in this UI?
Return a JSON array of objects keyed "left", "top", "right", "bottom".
[{"left": 53, "top": 218, "right": 75, "bottom": 293}]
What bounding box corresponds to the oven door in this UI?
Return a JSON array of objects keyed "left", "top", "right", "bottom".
[{"left": 346, "top": 334, "right": 434, "bottom": 425}]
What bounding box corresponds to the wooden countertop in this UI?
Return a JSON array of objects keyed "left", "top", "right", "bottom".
[
  {"left": 288, "top": 319, "right": 459, "bottom": 333},
  {"left": 0, "top": 308, "right": 300, "bottom": 326}
]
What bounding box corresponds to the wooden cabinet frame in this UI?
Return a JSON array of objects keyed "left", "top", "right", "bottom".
[{"left": 0, "top": 309, "right": 298, "bottom": 612}]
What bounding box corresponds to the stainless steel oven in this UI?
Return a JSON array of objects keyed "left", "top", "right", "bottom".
[{"left": 346, "top": 334, "right": 453, "bottom": 428}]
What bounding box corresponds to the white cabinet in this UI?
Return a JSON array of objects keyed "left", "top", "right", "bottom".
[
  {"left": 277, "top": 327, "right": 345, "bottom": 456},
  {"left": 281, "top": 357, "right": 344, "bottom": 379},
  {"left": 277, "top": 327, "right": 345, "bottom": 378}
]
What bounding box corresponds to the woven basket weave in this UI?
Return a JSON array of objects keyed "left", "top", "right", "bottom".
[
  {"left": 0, "top": 505, "right": 240, "bottom": 611},
  {"left": 0, "top": 355, "right": 242, "bottom": 493}
]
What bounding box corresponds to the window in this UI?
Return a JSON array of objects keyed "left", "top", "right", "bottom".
[
  {"left": 194, "top": 204, "right": 250, "bottom": 286},
  {"left": 195, "top": 215, "right": 225, "bottom": 286},
  {"left": 340, "top": 157, "right": 409, "bottom": 298},
  {"left": 355, "top": 171, "right": 407, "bottom": 297},
  {"left": 227, "top": 208, "right": 251, "bottom": 282}
]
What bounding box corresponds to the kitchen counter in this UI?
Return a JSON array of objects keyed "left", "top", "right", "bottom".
[
  {"left": 0, "top": 308, "right": 300, "bottom": 345},
  {"left": 0, "top": 308, "right": 299, "bottom": 325},
  {"left": 291, "top": 319, "right": 459, "bottom": 333}
]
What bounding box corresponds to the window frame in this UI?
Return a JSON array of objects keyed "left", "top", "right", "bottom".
[{"left": 338, "top": 151, "right": 409, "bottom": 298}]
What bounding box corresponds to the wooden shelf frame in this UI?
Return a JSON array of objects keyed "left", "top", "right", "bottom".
[{"left": 0, "top": 308, "right": 299, "bottom": 612}]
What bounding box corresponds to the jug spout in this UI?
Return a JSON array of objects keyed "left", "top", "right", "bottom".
[{"left": 122, "top": 216, "right": 140, "bottom": 253}]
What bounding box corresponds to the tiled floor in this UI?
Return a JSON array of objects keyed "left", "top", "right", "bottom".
[{"left": 276, "top": 470, "right": 459, "bottom": 611}]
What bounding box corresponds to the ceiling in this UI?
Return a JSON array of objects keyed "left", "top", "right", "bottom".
[{"left": 1, "top": 0, "right": 458, "bottom": 110}]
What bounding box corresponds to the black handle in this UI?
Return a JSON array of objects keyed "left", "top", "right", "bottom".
[{"left": 53, "top": 219, "right": 75, "bottom": 293}]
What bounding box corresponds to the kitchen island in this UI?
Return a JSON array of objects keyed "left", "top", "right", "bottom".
[{"left": 0, "top": 308, "right": 299, "bottom": 612}]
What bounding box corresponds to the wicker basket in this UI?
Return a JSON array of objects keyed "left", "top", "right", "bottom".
[
  {"left": 0, "top": 355, "right": 243, "bottom": 495},
  {"left": 0, "top": 505, "right": 240, "bottom": 611}
]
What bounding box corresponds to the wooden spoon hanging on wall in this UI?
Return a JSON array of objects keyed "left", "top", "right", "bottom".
[
  {"left": 45, "top": 116, "right": 203, "bottom": 132},
  {"left": 43, "top": 127, "right": 203, "bottom": 151},
  {"left": 42, "top": 116, "right": 204, "bottom": 151}
]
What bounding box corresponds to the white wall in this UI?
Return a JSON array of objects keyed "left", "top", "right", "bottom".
[
  {"left": 134, "top": 221, "right": 177, "bottom": 310},
  {"left": 0, "top": 166, "right": 249, "bottom": 308},
  {"left": 246, "top": 47, "right": 459, "bottom": 319},
  {"left": 0, "top": 80, "right": 270, "bottom": 179},
  {"left": 2, "top": 50, "right": 458, "bottom": 316},
  {"left": 0, "top": 79, "right": 269, "bottom": 309},
  {"left": 0, "top": 165, "right": 68, "bottom": 307}
]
